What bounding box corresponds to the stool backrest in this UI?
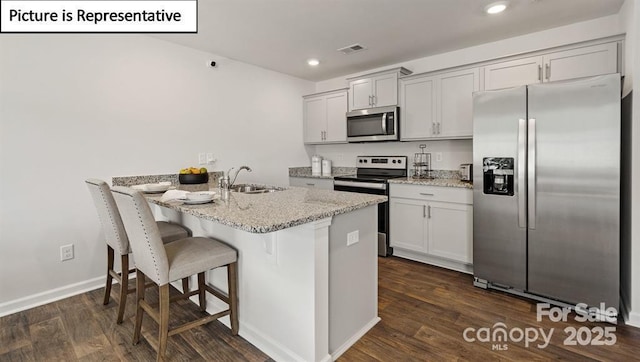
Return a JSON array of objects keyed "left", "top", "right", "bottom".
[
  {"left": 111, "top": 186, "right": 169, "bottom": 285},
  {"left": 85, "top": 179, "right": 129, "bottom": 256}
]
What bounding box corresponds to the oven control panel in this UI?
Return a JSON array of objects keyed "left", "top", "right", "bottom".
[{"left": 356, "top": 156, "right": 407, "bottom": 169}]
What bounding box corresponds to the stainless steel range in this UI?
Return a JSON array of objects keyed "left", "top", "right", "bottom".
[{"left": 334, "top": 156, "right": 408, "bottom": 256}]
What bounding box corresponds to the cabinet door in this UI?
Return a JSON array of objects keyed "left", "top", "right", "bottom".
[
  {"left": 303, "top": 97, "right": 325, "bottom": 143},
  {"left": 543, "top": 42, "right": 618, "bottom": 82},
  {"left": 400, "top": 75, "right": 437, "bottom": 140},
  {"left": 427, "top": 201, "right": 473, "bottom": 263},
  {"left": 372, "top": 73, "right": 398, "bottom": 107},
  {"left": 349, "top": 79, "right": 373, "bottom": 110},
  {"left": 389, "top": 198, "right": 427, "bottom": 252},
  {"left": 325, "top": 91, "right": 347, "bottom": 143},
  {"left": 484, "top": 56, "right": 542, "bottom": 90},
  {"left": 438, "top": 68, "right": 479, "bottom": 138}
]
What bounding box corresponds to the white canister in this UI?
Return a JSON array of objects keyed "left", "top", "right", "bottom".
[
  {"left": 322, "top": 159, "right": 332, "bottom": 176},
  {"left": 311, "top": 155, "right": 323, "bottom": 176}
]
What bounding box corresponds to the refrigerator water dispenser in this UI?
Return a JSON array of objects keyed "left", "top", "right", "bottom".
[{"left": 482, "top": 157, "right": 514, "bottom": 196}]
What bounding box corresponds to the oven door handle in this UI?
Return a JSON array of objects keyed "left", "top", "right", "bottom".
[{"left": 334, "top": 180, "right": 387, "bottom": 190}]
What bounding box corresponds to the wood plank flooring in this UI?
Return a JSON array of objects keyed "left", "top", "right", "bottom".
[{"left": 1, "top": 256, "right": 639, "bottom": 361}]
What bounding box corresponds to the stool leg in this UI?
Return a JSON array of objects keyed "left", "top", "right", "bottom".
[
  {"left": 228, "top": 262, "right": 239, "bottom": 335},
  {"left": 116, "top": 254, "right": 129, "bottom": 324},
  {"left": 197, "top": 272, "right": 206, "bottom": 312},
  {"left": 158, "top": 284, "right": 170, "bottom": 362},
  {"left": 133, "top": 270, "right": 145, "bottom": 345},
  {"left": 103, "top": 245, "right": 114, "bottom": 305},
  {"left": 181, "top": 277, "right": 189, "bottom": 294}
]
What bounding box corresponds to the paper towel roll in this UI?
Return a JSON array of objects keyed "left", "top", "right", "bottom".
[{"left": 322, "top": 159, "right": 332, "bottom": 176}]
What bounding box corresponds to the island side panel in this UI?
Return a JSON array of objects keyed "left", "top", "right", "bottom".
[
  {"left": 151, "top": 204, "right": 332, "bottom": 362},
  {"left": 329, "top": 205, "right": 380, "bottom": 358}
]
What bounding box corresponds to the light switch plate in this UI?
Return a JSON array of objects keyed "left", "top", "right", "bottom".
[{"left": 198, "top": 153, "right": 207, "bottom": 165}]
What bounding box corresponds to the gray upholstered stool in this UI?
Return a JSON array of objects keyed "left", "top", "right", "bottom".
[
  {"left": 86, "top": 179, "right": 191, "bottom": 324},
  {"left": 111, "top": 186, "right": 238, "bottom": 362}
]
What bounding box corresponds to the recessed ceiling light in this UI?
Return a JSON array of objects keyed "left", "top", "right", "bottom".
[
  {"left": 485, "top": 1, "right": 508, "bottom": 14},
  {"left": 307, "top": 59, "right": 320, "bottom": 66}
]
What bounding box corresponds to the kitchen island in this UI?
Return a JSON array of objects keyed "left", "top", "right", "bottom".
[{"left": 112, "top": 178, "right": 385, "bottom": 362}]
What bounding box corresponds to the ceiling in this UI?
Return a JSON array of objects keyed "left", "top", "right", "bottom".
[{"left": 154, "top": 0, "right": 625, "bottom": 82}]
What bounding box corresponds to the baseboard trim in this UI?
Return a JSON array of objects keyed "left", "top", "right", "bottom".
[
  {"left": 331, "top": 316, "right": 380, "bottom": 360},
  {"left": 393, "top": 248, "right": 473, "bottom": 274},
  {"left": 0, "top": 276, "right": 104, "bottom": 318}
]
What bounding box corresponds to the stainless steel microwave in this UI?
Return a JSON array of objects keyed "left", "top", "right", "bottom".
[{"left": 346, "top": 106, "right": 399, "bottom": 142}]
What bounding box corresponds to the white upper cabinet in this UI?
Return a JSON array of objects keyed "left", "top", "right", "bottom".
[
  {"left": 400, "top": 67, "right": 478, "bottom": 140},
  {"left": 542, "top": 42, "right": 618, "bottom": 83},
  {"left": 400, "top": 75, "right": 437, "bottom": 139},
  {"left": 325, "top": 92, "right": 348, "bottom": 143},
  {"left": 438, "top": 68, "right": 479, "bottom": 138},
  {"left": 484, "top": 56, "right": 543, "bottom": 91},
  {"left": 348, "top": 67, "right": 412, "bottom": 111},
  {"left": 484, "top": 42, "right": 619, "bottom": 90},
  {"left": 303, "top": 89, "right": 348, "bottom": 144}
]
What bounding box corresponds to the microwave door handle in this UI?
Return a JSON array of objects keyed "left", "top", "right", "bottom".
[{"left": 381, "top": 113, "right": 387, "bottom": 134}]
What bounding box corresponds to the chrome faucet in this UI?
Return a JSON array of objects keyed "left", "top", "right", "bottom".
[
  {"left": 229, "top": 166, "right": 252, "bottom": 187},
  {"left": 219, "top": 165, "right": 252, "bottom": 191}
]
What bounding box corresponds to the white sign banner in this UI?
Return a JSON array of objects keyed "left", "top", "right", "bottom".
[{"left": 0, "top": 0, "right": 197, "bottom": 33}]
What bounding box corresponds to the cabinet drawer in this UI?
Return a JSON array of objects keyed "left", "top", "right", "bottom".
[
  {"left": 390, "top": 183, "right": 472, "bottom": 204},
  {"left": 289, "top": 177, "right": 334, "bottom": 190}
]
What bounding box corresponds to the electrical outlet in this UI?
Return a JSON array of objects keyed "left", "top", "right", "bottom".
[
  {"left": 435, "top": 152, "right": 443, "bottom": 162},
  {"left": 206, "top": 153, "right": 216, "bottom": 164},
  {"left": 198, "top": 153, "right": 207, "bottom": 165},
  {"left": 60, "top": 244, "right": 74, "bottom": 261},
  {"left": 347, "top": 230, "right": 359, "bottom": 246}
]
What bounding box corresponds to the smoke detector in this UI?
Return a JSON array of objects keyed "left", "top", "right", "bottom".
[{"left": 337, "top": 43, "right": 367, "bottom": 55}]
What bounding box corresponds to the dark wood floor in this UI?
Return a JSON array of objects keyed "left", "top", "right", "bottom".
[{"left": 2, "top": 257, "right": 639, "bottom": 361}]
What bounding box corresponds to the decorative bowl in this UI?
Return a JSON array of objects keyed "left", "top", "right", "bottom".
[{"left": 179, "top": 173, "right": 209, "bottom": 184}]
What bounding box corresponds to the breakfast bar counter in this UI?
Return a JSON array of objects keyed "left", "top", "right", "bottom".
[
  {"left": 113, "top": 177, "right": 385, "bottom": 362},
  {"left": 145, "top": 187, "right": 386, "bottom": 233}
]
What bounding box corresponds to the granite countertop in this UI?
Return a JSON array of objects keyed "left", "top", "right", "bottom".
[
  {"left": 145, "top": 187, "right": 386, "bottom": 234},
  {"left": 289, "top": 167, "right": 356, "bottom": 179},
  {"left": 388, "top": 177, "right": 473, "bottom": 189}
]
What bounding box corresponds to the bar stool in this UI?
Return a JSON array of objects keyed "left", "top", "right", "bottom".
[
  {"left": 111, "top": 186, "right": 238, "bottom": 362},
  {"left": 85, "top": 179, "right": 191, "bottom": 324}
]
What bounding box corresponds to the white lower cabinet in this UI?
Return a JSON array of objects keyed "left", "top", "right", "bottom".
[
  {"left": 389, "top": 183, "right": 473, "bottom": 273},
  {"left": 289, "top": 177, "right": 334, "bottom": 190}
]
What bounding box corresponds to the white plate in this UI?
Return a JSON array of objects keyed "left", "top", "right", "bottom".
[
  {"left": 132, "top": 183, "right": 171, "bottom": 193},
  {"left": 180, "top": 197, "right": 216, "bottom": 205}
]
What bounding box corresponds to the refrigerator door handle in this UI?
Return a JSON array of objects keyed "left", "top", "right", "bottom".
[
  {"left": 528, "top": 118, "right": 536, "bottom": 229},
  {"left": 518, "top": 118, "right": 527, "bottom": 228}
]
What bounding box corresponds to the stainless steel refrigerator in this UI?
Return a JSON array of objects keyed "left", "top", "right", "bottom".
[{"left": 472, "top": 74, "right": 620, "bottom": 312}]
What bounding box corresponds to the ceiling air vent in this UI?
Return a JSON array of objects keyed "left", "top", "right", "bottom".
[{"left": 338, "top": 43, "right": 366, "bottom": 55}]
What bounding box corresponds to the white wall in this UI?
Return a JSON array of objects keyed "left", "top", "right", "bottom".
[
  {"left": 309, "top": 14, "right": 625, "bottom": 171},
  {"left": 0, "top": 35, "right": 313, "bottom": 312}
]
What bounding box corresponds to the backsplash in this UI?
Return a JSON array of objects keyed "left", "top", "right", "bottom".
[
  {"left": 311, "top": 139, "right": 472, "bottom": 171},
  {"left": 112, "top": 171, "right": 223, "bottom": 192}
]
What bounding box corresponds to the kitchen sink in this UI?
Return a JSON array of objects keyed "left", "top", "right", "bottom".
[{"left": 230, "top": 184, "right": 282, "bottom": 194}]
